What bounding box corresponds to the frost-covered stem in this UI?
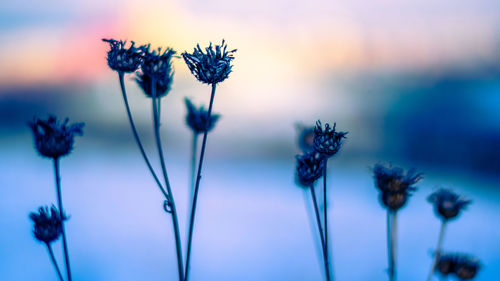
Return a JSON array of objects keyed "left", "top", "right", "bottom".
[
  {"left": 53, "top": 158, "right": 72, "bottom": 281},
  {"left": 118, "top": 72, "right": 166, "bottom": 197},
  {"left": 426, "top": 221, "right": 447, "bottom": 281},
  {"left": 185, "top": 83, "right": 216, "bottom": 281},
  {"left": 151, "top": 78, "right": 185, "bottom": 281}
]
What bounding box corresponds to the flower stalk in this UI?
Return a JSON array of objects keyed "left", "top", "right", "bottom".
[
  {"left": 387, "top": 211, "right": 397, "bottom": 281},
  {"left": 185, "top": 83, "right": 217, "bottom": 280},
  {"left": 151, "top": 78, "right": 185, "bottom": 281},
  {"left": 45, "top": 242, "right": 65, "bottom": 281},
  {"left": 53, "top": 158, "right": 72, "bottom": 281},
  {"left": 311, "top": 184, "right": 331, "bottom": 281},
  {"left": 118, "top": 71, "right": 166, "bottom": 196},
  {"left": 426, "top": 222, "right": 447, "bottom": 281}
]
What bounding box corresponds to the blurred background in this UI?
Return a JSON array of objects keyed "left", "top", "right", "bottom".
[{"left": 1, "top": 0, "right": 499, "bottom": 280}]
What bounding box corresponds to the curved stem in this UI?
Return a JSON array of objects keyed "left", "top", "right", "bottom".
[
  {"left": 426, "top": 221, "right": 447, "bottom": 281},
  {"left": 311, "top": 186, "right": 331, "bottom": 281},
  {"left": 118, "top": 72, "right": 167, "bottom": 198},
  {"left": 185, "top": 84, "right": 217, "bottom": 281},
  {"left": 189, "top": 133, "right": 199, "bottom": 210},
  {"left": 45, "top": 242, "right": 64, "bottom": 281},
  {"left": 150, "top": 78, "right": 185, "bottom": 281},
  {"left": 53, "top": 158, "right": 72, "bottom": 281}
]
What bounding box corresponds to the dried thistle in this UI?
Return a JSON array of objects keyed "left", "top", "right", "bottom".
[
  {"left": 102, "top": 38, "right": 145, "bottom": 73},
  {"left": 28, "top": 116, "right": 84, "bottom": 159},
  {"left": 313, "top": 120, "right": 347, "bottom": 158},
  {"left": 182, "top": 40, "right": 236, "bottom": 84},
  {"left": 185, "top": 98, "right": 220, "bottom": 134},
  {"left": 428, "top": 188, "right": 471, "bottom": 221}
]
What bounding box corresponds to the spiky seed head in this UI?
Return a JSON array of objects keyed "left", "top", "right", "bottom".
[
  {"left": 428, "top": 188, "right": 471, "bottom": 221},
  {"left": 313, "top": 120, "right": 347, "bottom": 157},
  {"left": 295, "top": 152, "right": 325, "bottom": 187},
  {"left": 29, "top": 206, "right": 66, "bottom": 244},
  {"left": 184, "top": 98, "right": 220, "bottom": 134},
  {"left": 102, "top": 38, "right": 145, "bottom": 73},
  {"left": 182, "top": 40, "right": 236, "bottom": 84}
]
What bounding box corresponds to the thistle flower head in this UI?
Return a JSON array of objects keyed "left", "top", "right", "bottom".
[
  {"left": 184, "top": 98, "right": 220, "bottom": 134},
  {"left": 141, "top": 46, "right": 176, "bottom": 88},
  {"left": 28, "top": 115, "right": 84, "bottom": 159},
  {"left": 428, "top": 189, "right": 471, "bottom": 221},
  {"left": 313, "top": 120, "right": 347, "bottom": 157},
  {"left": 295, "top": 152, "right": 325, "bottom": 187},
  {"left": 182, "top": 40, "right": 236, "bottom": 84},
  {"left": 102, "top": 38, "right": 145, "bottom": 73},
  {"left": 29, "top": 206, "right": 65, "bottom": 244},
  {"left": 372, "top": 164, "right": 422, "bottom": 211},
  {"left": 373, "top": 164, "right": 422, "bottom": 194},
  {"left": 436, "top": 253, "right": 481, "bottom": 280}
]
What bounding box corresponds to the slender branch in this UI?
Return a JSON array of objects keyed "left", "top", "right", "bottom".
[
  {"left": 311, "top": 185, "right": 331, "bottom": 281},
  {"left": 45, "top": 242, "right": 64, "bottom": 281},
  {"left": 189, "top": 133, "right": 199, "bottom": 210},
  {"left": 118, "top": 72, "right": 167, "bottom": 197},
  {"left": 53, "top": 158, "right": 72, "bottom": 281},
  {"left": 426, "top": 221, "right": 447, "bottom": 281},
  {"left": 150, "top": 78, "right": 185, "bottom": 281},
  {"left": 185, "top": 83, "right": 217, "bottom": 281}
]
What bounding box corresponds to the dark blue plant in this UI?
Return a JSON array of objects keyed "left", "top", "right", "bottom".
[
  {"left": 428, "top": 189, "right": 471, "bottom": 221},
  {"left": 29, "top": 206, "right": 65, "bottom": 244},
  {"left": 296, "top": 152, "right": 325, "bottom": 187},
  {"left": 313, "top": 120, "right": 347, "bottom": 157},
  {"left": 373, "top": 163, "right": 422, "bottom": 211},
  {"left": 185, "top": 98, "right": 220, "bottom": 134},
  {"left": 102, "top": 39, "right": 145, "bottom": 73},
  {"left": 28, "top": 116, "right": 84, "bottom": 159},
  {"left": 140, "top": 46, "right": 176, "bottom": 90},
  {"left": 182, "top": 40, "right": 236, "bottom": 84}
]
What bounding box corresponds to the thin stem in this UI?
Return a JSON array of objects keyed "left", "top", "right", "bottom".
[
  {"left": 118, "top": 72, "right": 167, "bottom": 198},
  {"left": 426, "top": 221, "right": 447, "bottom": 281},
  {"left": 185, "top": 83, "right": 217, "bottom": 281},
  {"left": 53, "top": 158, "right": 72, "bottom": 281},
  {"left": 151, "top": 78, "right": 185, "bottom": 281},
  {"left": 189, "top": 133, "right": 199, "bottom": 210},
  {"left": 323, "top": 160, "right": 333, "bottom": 281},
  {"left": 45, "top": 242, "right": 64, "bottom": 281},
  {"left": 311, "top": 185, "right": 331, "bottom": 281},
  {"left": 387, "top": 211, "right": 397, "bottom": 281}
]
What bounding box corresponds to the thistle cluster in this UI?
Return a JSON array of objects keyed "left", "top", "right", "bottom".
[
  {"left": 28, "top": 116, "right": 85, "bottom": 159},
  {"left": 185, "top": 98, "right": 220, "bottom": 134},
  {"left": 29, "top": 206, "right": 65, "bottom": 244},
  {"left": 373, "top": 164, "right": 422, "bottom": 211},
  {"left": 182, "top": 40, "right": 236, "bottom": 84},
  {"left": 102, "top": 39, "right": 145, "bottom": 73},
  {"left": 428, "top": 188, "right": 471, "bottom": 221},
  {"left": 295, "top": 120, "right": 346, "bottom": 188},
  {"left": 437, "top": 253, "right": 481, "bottom": 280}
]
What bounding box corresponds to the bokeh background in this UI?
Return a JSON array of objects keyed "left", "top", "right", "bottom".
[{"left": 1, "top": 0, "right": 499, "bottom": 280}]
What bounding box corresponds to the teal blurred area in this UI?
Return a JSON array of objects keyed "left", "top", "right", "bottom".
[{"left": 1, "top": 0, "right": 500, "bottom": 280}]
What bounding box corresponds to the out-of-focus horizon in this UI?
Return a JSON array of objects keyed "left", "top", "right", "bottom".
[
  {"left": 1, "top": 0, "right": 499, "bottom": 177},
  {"left": 1, "top": 0, "right": 499, "bottom": 281}
]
